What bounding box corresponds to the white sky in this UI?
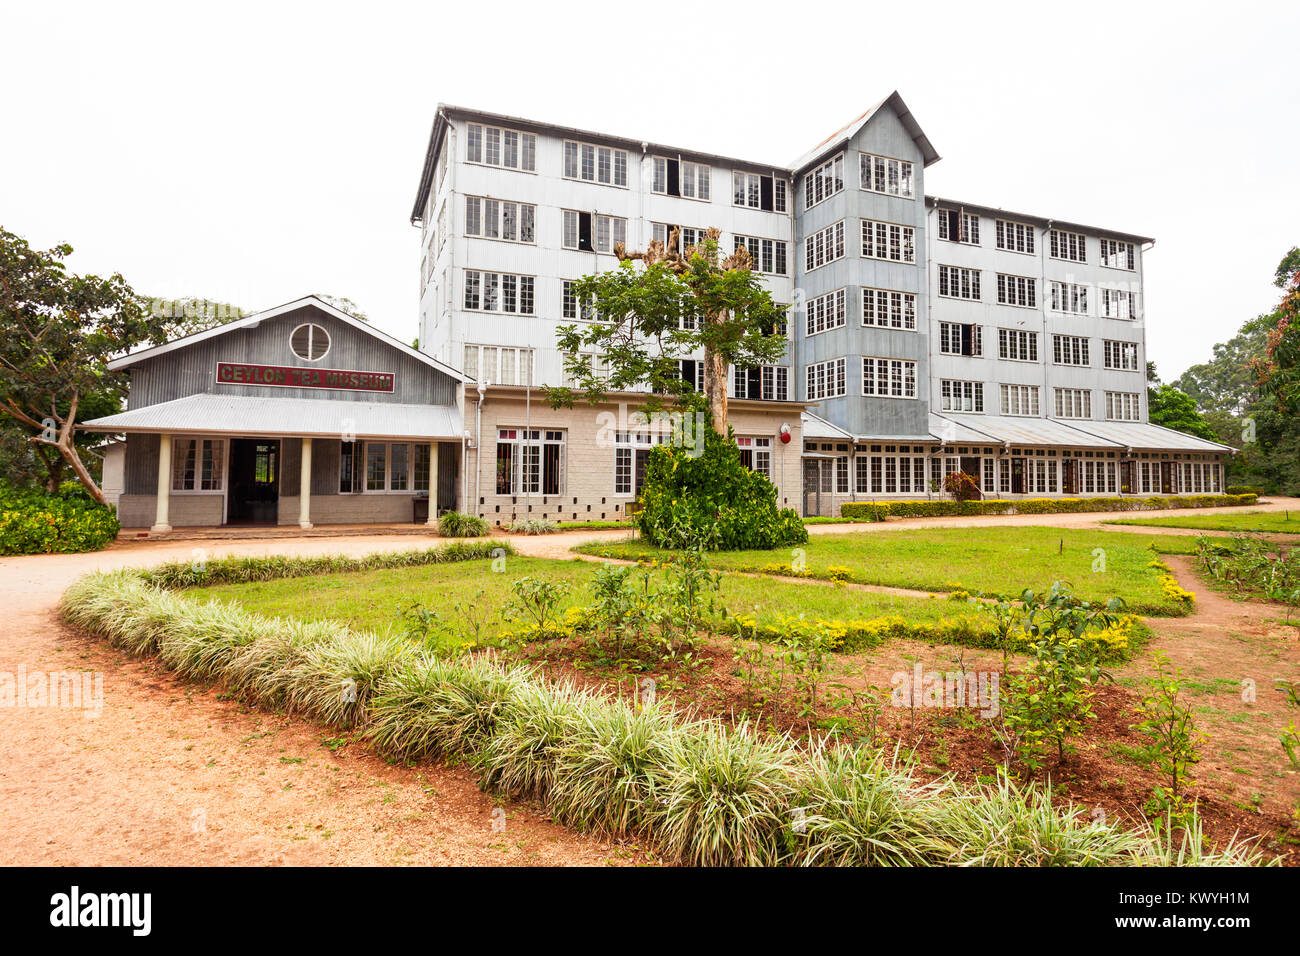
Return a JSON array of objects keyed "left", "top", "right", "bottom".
[{"left": 2, "top": 0, "right": 1295, "bottom": 379}]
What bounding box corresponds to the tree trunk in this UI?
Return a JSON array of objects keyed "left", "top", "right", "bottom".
[
  {"left": 704, "top": 346, "right": 728, "bottom": 429},
  {"left": 34, "top": 443, "right": 66, "bottom": 494},
  {"left": 11, "top": 391, "right": 108, "bottom": 505}
]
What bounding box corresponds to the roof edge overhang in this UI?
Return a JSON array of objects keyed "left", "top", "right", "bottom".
[
  {"left": 926, "top": 195, "right": 1155, "bottom": 246},
  {"left": 790, "top": 90, "right": 941, "bottom": 176},
  {"left": 104, "top": 295, "right": 466, "bottom": 383}
]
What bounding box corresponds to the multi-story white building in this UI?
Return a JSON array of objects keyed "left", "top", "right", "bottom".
[{"left": 408, "top": 92, "right": 1231, "bottom": 520}]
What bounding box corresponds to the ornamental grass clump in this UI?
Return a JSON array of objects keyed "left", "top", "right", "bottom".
[
  {"left": 651, "top": 720, "right": 802, "bottom": 867},
  {"left": 284, "top": 631, "right": 410, "bottom": 728},
  {"left": 477, "top": 680, "right": 594, "bottom": 800},
  {"left": 548, "top": 701, "right": 680, "bottom": 838}
]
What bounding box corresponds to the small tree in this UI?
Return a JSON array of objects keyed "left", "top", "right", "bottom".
[
  {"left": 1134, "top": 652, "right": 1203, "bottom": 795},
  {"left": 0, "top": 228, "right": 170, "bottom": 502},
  {"left": 544, "top": 228, "right": 789, "bottom": 428}
]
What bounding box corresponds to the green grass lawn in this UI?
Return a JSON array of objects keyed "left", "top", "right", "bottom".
[
  {"left": 1105, "top": 510, "right": 1300, "bottom": 535},
  {"left": 186, "top": 554, "right": 985, "bottom": 640},
  {"left": 576, "top": 526, "right": 1200, "bottom": 615}
]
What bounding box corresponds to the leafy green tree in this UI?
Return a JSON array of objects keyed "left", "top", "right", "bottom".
[
  {"left": 545, "top": 228, "right": 788, "bottom": 427},
  {"left": 1260, "top": 247, "right": 1300, "bottom": 414},
  {"left": 0, "top": 227, "right": 170, "bottom": 502},
  {"left": 1148, "top": 384, "right": 1220, "bottom": 442}
]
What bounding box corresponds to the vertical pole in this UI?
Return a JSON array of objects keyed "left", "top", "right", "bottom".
[
  {"left": 152, "top": 433, "right": 172, "bottom": 532},
  {"left": 299, "top": 437, "right": 313, "bottom": 529},
  {"left": 426, "top": 441, "right": 439, "bottom": 526}
]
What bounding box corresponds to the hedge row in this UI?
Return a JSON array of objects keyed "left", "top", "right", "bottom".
[
  {"left": 59, "top": 570, "right": 1261, "bottom": 866},
  {"left": 138, "top": 539, "right": 513, "bottom": 589},
  {"left": 0, "top": 486, "right": 120, "bottom": 555},
  {"left": 841, "top": 493, "right": 1258, "bottom": 521}
]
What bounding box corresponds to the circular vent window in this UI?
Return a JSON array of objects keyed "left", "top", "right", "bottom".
[{"left": 290, "top": 323, "right": 330, "bottom": 361}]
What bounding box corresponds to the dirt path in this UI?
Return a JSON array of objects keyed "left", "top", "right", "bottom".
[
  {"left": 0, "top": 536, "right": 646, "bottom": 866},
  {"left": 1112, "top": 555, "right": 1300, "bottom": 819}
]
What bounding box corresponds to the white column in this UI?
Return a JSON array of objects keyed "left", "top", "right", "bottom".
[
  {"left": 298, "top": 437, "right": 313, "bottom": 529},
  {"left": 152, "top": 433, "right": 172, "bottom": 532},
  {"left": 426, "top": 441, "right": 440, "bottom": 526}
]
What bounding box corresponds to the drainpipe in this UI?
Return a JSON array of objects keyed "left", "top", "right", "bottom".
[{"left": 475, "top": 380, "right": 486, "bottom": 517}]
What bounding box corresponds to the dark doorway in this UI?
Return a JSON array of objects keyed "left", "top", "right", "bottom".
[
  {"left": 1120, "top": 460, "right": 1135, "bottom": 495},
  {"left": 802, "top": 458, "right": 826, "bottom": 517},
  {"left": 1062, "top": 458, "right": 1079, "bottom": 494},
  {"left": 228, "top": 439, "right": 279, "bottom": 524},
  {"left": 959, "top": 457, "right": 982, "bottom": 492},
  {"left": 1010, "top": 458, "right": 1026, "bottom": 494}
]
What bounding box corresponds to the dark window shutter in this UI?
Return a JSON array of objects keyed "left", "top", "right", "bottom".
[
  {"left": 747, "top": 367, "right": 761, "bottom": 398},
  {"left": 760, "top": 176, "right": 774, "bottom": 211},
  {"left": 667, "top": 160, "right": 680, "bottom": 197},
  {"left": 578, "top": 213, "right": 593, "bottom": 252}
]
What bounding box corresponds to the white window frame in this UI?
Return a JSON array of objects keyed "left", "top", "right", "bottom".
[
  {"left": 735, "top": 436, "right": 773, "bottom": 479},
  {"left": 861, "top": 288, "right": 916, "bottom": 330},
  {"left": 803, "top": 153, "right": 844, "bottom": 209},
  {"left": 734, "top": 234, "right": 788, "bottom": 276},
  {"left": 464, "top": 196, "right": 536, "bottom": 244},
  {"left": 862, "top": 357, "right": 918, "bottom": 400},
  {"left": 996, "top": 273, "right": 1037, "bottom": 308},
  {"left": 1052, "top": 334, "right": 1090, "bottom": 367},
  {"left": 170, "top": 437, "right": 225, "bottom": 493},
  {"left": 1103, "top": 340, "right": 1140, "bottom": 371},
  {"left": 1049, "top": 229, "right": 1087, "bottom": 263},
  {"left": 861, "top": 219, "right": 916, "bottom": 263},
  {"left": 938, "top": 321, "right": 982, "bottom": 356},
  {"left": 859, "top": 152, "right": 914, "bottom": 198},
  {"left": 940, "top": 380, "right": 984, "bottom": 413},
  {"left": 1000, "top": 383, "right": 1040, "bottom": 416},
  {"left": 995, "top": 219, "right": 1035, "bottom": 255},
  {"left": 805, "top": 288, "right": 847, "bottom": 337},
  {"left": 1101, "top": 288, "right": 1138, "bottom": 320},
  {"left": 1050, "top": 281, "right": 1089, "bottom": 315},
  {"left": 937, "top": 264, "right": 981, "bottom": 301},
  {"left": 562, "top": 140, "right": 629, "bottom": 188},
  {"left": 463, "top": 270, "right": 535, "bottom": 315},
  {"left": 1054, "top": 388, "right": 1092, "bottom": 419},
  {"left": 1105, "top": 391, "right": 1141, "bottom": 421},
  {"left": 998, "top": 328, "right": 1039, "bottom": 363},
  {"left": 806, "top": 357, "right": 846, "bottom": 401},
  {"left": 936, "top": 209, "right": 980, "bottom": 245},
  {"left": 466, "top": 123, "right": 537, "bottom": 173},
  {"left": 804, "top": 220, "right": 845, "bottom": 272},
  {"left": 463, "top": 344, "right": 535, "bottom": 386},
  {"left": 495, "top": 428, "right": 567, "bottom": 496},
  {"left": 1100, "top": 238, "right": 1136, "bottom": 270}
]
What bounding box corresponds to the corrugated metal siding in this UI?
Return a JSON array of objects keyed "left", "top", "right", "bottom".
[
  {"left": 128, "top": 307, "right": 457, "bottom": 408},
  {"left": 124, "top": 434, "right": 161, "bottom": 495},
  {"left": 280, "top": 438, "right": 301, "bottom": 497}
]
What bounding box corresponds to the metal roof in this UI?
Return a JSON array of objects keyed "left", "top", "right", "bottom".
[
  {"left": 925, "top": 196, "right": 1155, "bottom": 246},
  {"left": 80, "top": 394, "right": 463, "bottom": 441},
  {"left": 106, "top": 296, "right": 466, "bottom": 382},
  {"left": 932, "top": 414, "right": 1125, "bottom": 448},
  {"left": 788, "top": 91, "right": 941, "bottom": 174},
  {"left": 801, "top": 411, "right": 854, "bottom": 441},
  {"left": 1057, "top": 419, "right": 1232, "bottom": 452}
]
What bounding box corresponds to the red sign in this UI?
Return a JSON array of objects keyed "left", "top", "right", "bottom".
[{"left": 216, "top": 362, "right": 395, "bottom": 393}]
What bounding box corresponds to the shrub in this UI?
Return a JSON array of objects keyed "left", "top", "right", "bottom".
[
  {"left": 943, "top": 471, "right": 981, "bottom": 502},
  {"left": 438, "top": 510, "right": 491, "bottom": 538},
  {"left": 506, "top": 518, "right": 557, "bottom": 535},
  {"left": 636, "top": 424, "right": 805, "bottom": 551},
  {"left": 0, "top": 484, "right": 119, "bottom": 555}
]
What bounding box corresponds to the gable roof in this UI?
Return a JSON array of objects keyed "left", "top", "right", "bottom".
[
  {"left": 789, "top": 91, "right": 941, "bottom": 174},
  {"left": 105, "top": 295, "right": 465, "bottom": 382}
]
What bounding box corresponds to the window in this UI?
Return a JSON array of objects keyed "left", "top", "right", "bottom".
[
  {"left": 652, "top": 157, "right": 709, "bottom": 198},
  {"left": 561, "top": 280, "right": 594, "bottom": 320},
  {"left": 562, "top": 140, "right": 628, "bottom": 187},
  {"left": 862, "top": 288, "right": 916, "bottom": 330},
  {"left": 466, "top": 123, "right": 537, "bottom": 172},
  {"left": 562, "top": 353, "right": 610, "bottom": 388},
  {"left": 1052, "top": 334, "right": 1090, "bottom": 366},
  {"left": 862, "top": 357, "right": 917, "bottom": 399},
  {"left": 290, "top": 323, "right": 329, "bottom": 361},
  {"left": 365, "top": 442, "right": 387, "bottom": 491},
  {"left": 937, "top": 265, "right": 981, "bottom": 300},
  {"left": 803, "top": 154, "right": 844, "bottom": 209},
  {"left": 940, "top": 380, "right": 983, "bottom": 413},
  {"left": 561, "top": 210, "right": 626, "bottom": 253},
  {"left": 171, "top": 438, "right": 224, "bottom": 491},
  {"left": 1050, "top": 281, "right": 1088, "bottom": 314},
  {"left": 996, "top": 219, "right": 1035, "bottom": 254},
  {"left": 806, "top": 357, "right": 846, "bottom": 400},
  {"left": 733, "top": 235, "right": 788, "bottom": 275},
  {"left": 856, "top": 447, "right": 929, "bottom": 495},
  {"left": 804, "top": 220, "right": 845, "bottom": 271},
  {"left": 677, "top": 359, "right": 703, "bottom": 393},
  {"left": 1000, "top": 384, "right": 1040, "bottom": 416},
  {"left": 805, "top": 288, "right": 846, "bottom": 336},
  {"left": 859, "top": 152, "right": 914, "bottom": 198},
  {"left": 614, "top": 430, "right": 663, "bottom": 496},
  {"left": 939, "top": 321, "right": 982, "bottom": 356},
  {"left": 465, "top": 196, "right": 535, "bottom": 244},
  {"left": 496, "top": 429, "right": 565, "bottom": 495},
  {"left": 733, "top": 365, "right": 790, "bottom": 401},
  {"left": 1049, "top": 229, "right": 1087, "bottom": 263},
  {"left": 998, "top": 328, "right": 1039, "bottom": 362},
  {"left": 996, "top": 273, "right": 1036, "bottom": 308},
  {"left": 733, "top": 436, "right": 773, "bottom": 478},
  {"left": 1054, "top": 388, "right": 1092, "bottom": 418},
  {"left": 936, "top": 209, "right": 980, "bottom": 245},
  {"left": 1103, "top": 339, "right": 1140, "bottom": 371},
  {"left": 1106, "top": 391, "right": 1141, "bottom": 421},
  {"left": 681, "top": 161, "right": 711, "bottom": 200},
  {"left": 732, "top": 171, "right": 787, "bottom": 211},
  {"left": 413, "top": 444, "right": 431, "bottom": 493},
  {"left": 861, "top": 219, "right": 916, "bottom": 262},
  {"left": 1100, "top": 238, "right": 1136, "bottom": 270},
  {"left": 343, "top": 441, "right": 418, "bottom": 494},
  {"left": 463, "top": 270, "right": 535, "bottom": 314},
  {"left": 1101, "top": 288, "right": 1137, "bottom": 319},
  {"left": 463, "top": 344, "right": 535, "bottom": 385}
]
